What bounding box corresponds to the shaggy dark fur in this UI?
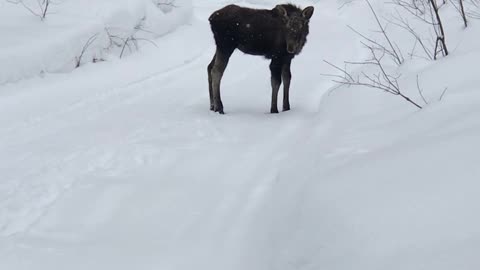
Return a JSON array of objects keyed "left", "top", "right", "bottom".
[{"left": 207, "top": 4, "right": 314, "bottom": 114}]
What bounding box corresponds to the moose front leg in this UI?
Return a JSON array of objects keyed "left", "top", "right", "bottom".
[
  {"left": 282, "top": 59, "right": 292, "bottom": 111},
  {"left": 211, "top": 47, "right": 234, "bottom": 114},
  {"left": 207, "top": 53, "right": 216, "bottom": 111},
  {"left": 270, "top": 59, "right": 282, "bottom": 114}
]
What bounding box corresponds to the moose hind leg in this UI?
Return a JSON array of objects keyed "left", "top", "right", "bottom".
[
  {"left": 270, "top": 60, "right": 282, "bottom": 114},
  {"left": 207, "top": 54, "right": 216, "bottom": 111},
  {"left": 211, "top": 48, "right": 233, "bottom": 114},
  {"left": 282, "top": 60, "right": 292, "bottom": 111}
]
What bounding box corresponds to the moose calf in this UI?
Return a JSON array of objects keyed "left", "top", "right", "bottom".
[{"left": 207, "top": 4, "right": 314, "bottom": 114}]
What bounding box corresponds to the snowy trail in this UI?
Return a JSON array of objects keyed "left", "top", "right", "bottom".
[
  {"left": 3, "top": 0, "right": 480, "bottom": 269},
  {"left": 0, "top": 1, "right": 365, "bottom": 269}
]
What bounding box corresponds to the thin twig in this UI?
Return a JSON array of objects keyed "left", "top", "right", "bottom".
[
  {"left": 439, "top": 87, "right": 449, "bottom": 101},
  {"left": 416, "top": 75, "right": 429, "bottom": 104},
  {"left": 76, "top": 33, "right": 99, "bottom": 68},
  {"left": 364, "top": 0, "right": 404, "bottom": 65}
]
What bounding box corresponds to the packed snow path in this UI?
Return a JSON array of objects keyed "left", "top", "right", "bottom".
[{"left": 2, "top": 1, "right": 480, "bottom": 270}]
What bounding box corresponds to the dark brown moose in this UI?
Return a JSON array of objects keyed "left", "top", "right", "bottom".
[{"left": 207, "top": 4, "right": 315, "bottom": 114}]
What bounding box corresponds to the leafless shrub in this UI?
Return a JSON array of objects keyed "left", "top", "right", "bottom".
[
  {"left": 75, "top": 16, "right": 159, "bottom": 67},
  {"left": 105, "top": 17, "right": 157, "bottom": 59},
  {"left": 391, "top": 0, "right": 448, "bottom": 60},
  {"left": 324, "top": 0, "right": 453, "bottom": 109},
  {"left": 322, "top": 0, "right": 427, "bottom": 109},
  {"left": 386, "top": 10, "right": 434, "bottom": 60},
  {"left": 6, "top": 0, "right": 55, "bottom": 20},
  {"left": 323, "top": 45, "right": 423, "bottom": 109}
]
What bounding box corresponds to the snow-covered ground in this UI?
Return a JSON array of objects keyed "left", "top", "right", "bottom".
[{"left": 1, "top": 0, "right": 480, "bottom": 269}]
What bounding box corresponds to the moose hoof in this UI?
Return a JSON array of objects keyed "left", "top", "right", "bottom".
[
  {"left": 283, "top": 106, "right": 290, "bottom": 112},
  {"left": 210, "top": 105, "right": 214, "bottom": 111},
  {"left": 214, "top": 106, "right": 224, "bottom": 114},
  {"left": 271, "top": 108, "right": 279, "bottom": 114}
]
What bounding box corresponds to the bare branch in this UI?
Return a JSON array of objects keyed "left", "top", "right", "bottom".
[
  {"left": 450, "top": 0, "right": 469, "bottom": 27},
  {"left": 428, "top": 0, "right": 449, "bottom": 58},
  {"left": 364, "top": 0, "right": 404, "bottom": 65},
  {"left": 439, "top": 87, "right": 449, "bottom": 101},
  {"left": 416, "top": 75, "right": 429, "bottom": 105},
  {"left": 6, "top": 0, "right": 55, "bottom": 20}
]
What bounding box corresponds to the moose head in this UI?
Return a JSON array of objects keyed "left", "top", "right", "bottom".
[{"left": 275, "top": 5, "right": 315, "bottom": 55}]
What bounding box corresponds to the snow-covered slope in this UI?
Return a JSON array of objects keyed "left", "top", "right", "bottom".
[
  {"left": 0, "top": 0, "right": 192, "bottom": 84},
  {"left": 1, "top": 0, "right": 480, "bottom": 269}
]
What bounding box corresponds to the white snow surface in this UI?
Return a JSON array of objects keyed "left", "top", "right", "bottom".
[
  {"left": 1, "top": 0, "right": 480, "bottom": 269},
  {"left": 0, "top": 0, "right": 193, "bottom": 84}
]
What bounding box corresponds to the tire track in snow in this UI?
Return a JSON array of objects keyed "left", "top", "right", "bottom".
[
  {"left": 0, "top": 44, "right": 211, "bottom": 145},
  {"left": 0, "top": 49, "right": 213, "bottom": 237},
  {"left": 0, "top": 20, "right": 218, "bottom": 237}
]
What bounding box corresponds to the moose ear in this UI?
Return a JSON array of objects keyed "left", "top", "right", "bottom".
[
  {"left": 302, "top": 6, "right": 314, "bottom": 19},
  {"left": 274, "top": 5, "right": 288, "bottom": 18}
]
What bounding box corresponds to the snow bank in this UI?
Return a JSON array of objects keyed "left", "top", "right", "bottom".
[
  {"left": 266, "top": 1, "right": 480, "bottom": 269},
  {"left": 0, "top": 0, "right": 192, "bottom": 85}
]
